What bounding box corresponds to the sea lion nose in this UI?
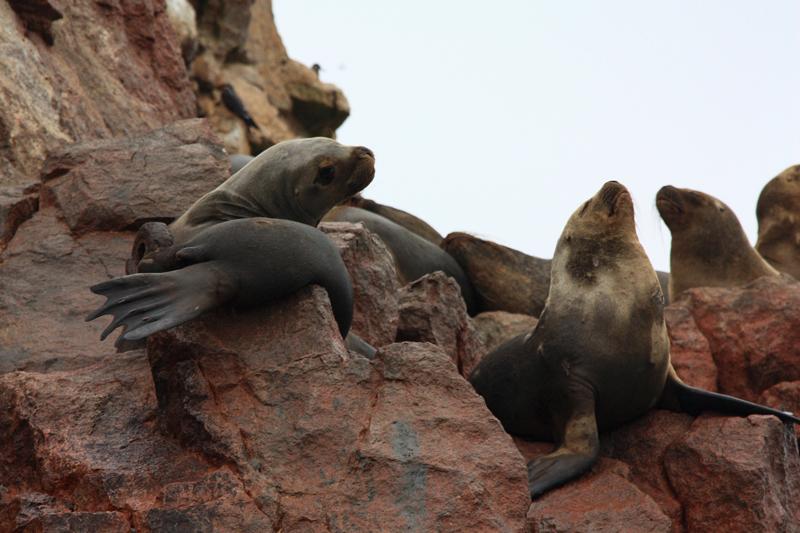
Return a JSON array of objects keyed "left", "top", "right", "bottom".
[{"left": 354, "top": 146, "right": 374, "bottom": 160}]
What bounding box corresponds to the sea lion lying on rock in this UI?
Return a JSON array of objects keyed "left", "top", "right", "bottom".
[
  {"left": 657, "top": 185, "right": 779, "bottom": 301},
  {"left": 442, "top": 233, "right": 671, "bottom": 317},
  {"left": 323, "top": 205, "right": 478, "bottom": 315},
  {"left": 88, "top": 138, "right": 375, "bottom": 347},
  {"left": 756, "top": 165, "right": 800, "bottom": 281},
  {"left": 470, "top": 181, "right": 799, "bottom": 498},
  {"left": 340, "top": 195, "right": 444, "bottom": 244}
]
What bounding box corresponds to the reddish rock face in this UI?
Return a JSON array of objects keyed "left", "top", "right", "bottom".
[
  {"left": 674, "top": 275, "right": 800, "bottom": 400},
  {"left": 395, "top": 272, "right": 484, "bottom": 378},
  {"left": 146, "top": 286, "right": 530, "bottom": 531},
  {"left": 665, "top": 415, "right": 800, "bottom": 532},
  {"left": 527, "top": 458, "right": 672, "bottom": 533},
  {"left": 665, "top": 305, "right": 718, "bottom": 391},
  {"left": 40, "top": 119, "right": 229, "bottom": 235},
  {"left": 320, "top": 222, "right": 400, "bottom": 348}
]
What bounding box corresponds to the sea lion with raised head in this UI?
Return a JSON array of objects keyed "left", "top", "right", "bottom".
[
  {"left": 656, "top": 186, "right": 779, "bottom": 301},
  {"left": 756, "top": 165, "right": 800, "bottom": 280},
  {"left": 469, "top": 181, "right": 798, "bottom": 498},
  {"left": 90, "top": 138, "right": 375, "bottom": 346},
  {"left": 323, "top": 205, "right": 478, "bottom": 315}
]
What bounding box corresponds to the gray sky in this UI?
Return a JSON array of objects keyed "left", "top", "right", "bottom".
[{"left": 274, "top": 1, "right": 800, "bottom": 271}]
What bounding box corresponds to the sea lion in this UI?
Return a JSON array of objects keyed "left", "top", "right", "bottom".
[
  {"left": 656, "top": 186, "right": 779, "bottom": 301},
  {"left": 341, "top": 195, "right": 444, "bottom": 244},
  {"left": 442, "top": 233, "right": 671, "bottom": 317},
  {"left": 469, "top": 181, "right": 798, "bottom": 498},
  {"left": 229, "top": 154, "right": 254, "bottom": 175},
  {"left": 756, "top": 165, "right": 800, "bottom": 280},
  {"left": 323, "top": 205, "right": 478, "bottom": 315},
  {"left": 90, "top": 138, "right": 375, "bottom": 345},
  {"left": 221, "top": 84, "right": 258, "bottom": 129},
  {"left": 442, "top": 233, "right": 552, "bottom": 316}
]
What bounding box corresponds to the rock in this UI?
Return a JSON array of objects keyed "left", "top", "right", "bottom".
[
  {"left": 190, "top": 0, "right": 349, "bottom": 153},
  {"left": 395, "top": 272, "right": 484, "bottom": 378},
  {"left": 602, "top": 410, "right": 694, "bottom": 530},
  {"left": 320, "top": 222, "right": 400, "bottom": 348},
  {"left": 0, "top": 183, "right": 39, "bottom": 250},
  {"left": 40, "top": 119, "right": 228, "bottom": 235},
  {"left": 472, "top": 310, "right": 538, "bottom": 355},
  {"left": 676, "top": 275, "right": 800, "bottom": 400},
  {"left": 664, "top": 415, "right": 800, "bottom": 532},
  {"left": 760, "top": 381, "right": 800, "bottom": 438},
  {"left": 665, "top": 305, "right": 718, "bottom": 391},
  {"left": 441, "top": 232, "right": 551, "bottom": 317},
  {"left": 0, "top": 0, "right": 194, "bottom": 182},
  {"left": 146, "top": 286, "right": 530, "bottom": 531},
  {"left": 527, "top": 458, "right": 672, "bottom": 533},
  {"left": 0, "top": 208, "right": 134, "bottom": 373}
]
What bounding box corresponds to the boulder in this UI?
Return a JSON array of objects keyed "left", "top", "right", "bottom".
[
  {"left": 40, "top": 119, "right": 229, "bottom": 235},
  {"left": 675, "top": 275, "right": 800, "bottom": 400},
  {"left": 320, "top": 222, "right": 400, "bottom": 348},
  {"left": 395, "top": 272, "right": 484, "bottom": 378},
  {"left": 664, "top": 305, "right": 717, "bottom": 391},
  {"left": 146, "top": 286, "right": 530, "bottom": 531},
  {"left": 665, "top": 415, "right": 800, "bottom": 532},
  {"left": 0, "top": 183, "right": 39, "bottom": 250},
  {"left": 527, "top": 458, "right": 672, "bottom": 533}
]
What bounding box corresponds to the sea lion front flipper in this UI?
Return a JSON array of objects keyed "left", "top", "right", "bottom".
[
  {"left": 87, "top": 263, "right": 235, "bottom": 345},
  {"left": 527, "top": 385, "right": 599, "bottom": 498},
  {"left": 659, "top": 367, "right": 800, "bottom": 424}
]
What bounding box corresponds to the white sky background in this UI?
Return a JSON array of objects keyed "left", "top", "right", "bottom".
[{"left": 274, "top": 1, "right": 800, "bottom": 271}]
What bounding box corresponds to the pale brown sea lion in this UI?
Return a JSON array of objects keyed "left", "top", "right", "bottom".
[
  {"left": 89, "top": 138, "right": 375, "bottom": 346},
  {"left": 442, "top": 233, "right": 671, "bottom": 316},
  {"left": 756, "top": 165, "right": 800, "bottom": 280},
  {"left": 470, "top": 181, "right": 798, "bottom": 498},
  {"left": 656, "top": 185, "right": 779, "bottom": 301}
]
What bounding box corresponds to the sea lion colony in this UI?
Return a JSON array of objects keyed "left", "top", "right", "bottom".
[{"left": 87, "top": 144, "right": 799, "bottom": 498}]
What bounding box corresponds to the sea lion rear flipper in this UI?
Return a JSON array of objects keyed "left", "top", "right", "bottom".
[
  {"left": 86, "top": 263, "right": 234, "bottom": 345},
  {"left": 527, "top": 384, "right": 599, "bottom": 498},
  {"left": 659, "top": 367, "right": 800, "bottom": 424},
  {"left": 345, "top": 332, "right": 376, "bottom": 359}
]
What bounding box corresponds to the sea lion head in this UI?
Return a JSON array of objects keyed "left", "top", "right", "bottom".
[
  {"left": 657, "top": 185, "right": 777, "bottom": 297},
  {"left": 551, "top": 181, "right": 645, "bottom": 288},
  {"left": 227, "top": 137, "right": 375, "bottom": 226},
  {"left": 282, "top": 138, "right": 376, "bottom": 222},
  {"left": 755, "top": 166, "right": 800, "bottom": 279}
]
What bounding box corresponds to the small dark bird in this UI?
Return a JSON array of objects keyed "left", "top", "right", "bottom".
[
  {"left": 220, "top": 84, "right": 258, "bottom": 129},
  {"left": 311, "top": 63, "right": 322, "bottom": 79}
]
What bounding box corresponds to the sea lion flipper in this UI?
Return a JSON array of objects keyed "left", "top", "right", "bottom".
[
  {"left": 528, "top": 387, "right": 599, "bottom": 498},
  {"left": 660, "top": 367, "right": 800, "bottom": 424},
  {"left": 87, "top": 265, "right": 234, "bottom": 343}
]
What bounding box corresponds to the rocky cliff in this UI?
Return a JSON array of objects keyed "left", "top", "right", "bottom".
[{"left": 1, "top": 1, "right": 799, "bottom": 532}]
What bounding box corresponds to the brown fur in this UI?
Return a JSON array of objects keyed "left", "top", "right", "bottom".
[{"left": 756, "top": 166, "right": 800, "bottom": 280}]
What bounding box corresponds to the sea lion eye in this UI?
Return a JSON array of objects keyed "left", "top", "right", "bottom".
[{"left": 316, "top": 165, "right": 336, "bottom": 186}]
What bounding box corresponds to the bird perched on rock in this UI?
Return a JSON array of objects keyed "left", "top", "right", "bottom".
[{"left": 220, "top": 83, "right": 258, "bottom": 129}]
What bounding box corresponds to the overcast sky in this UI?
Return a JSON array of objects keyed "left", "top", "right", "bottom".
[{"left": 274, "top": 1, "right": 800, "bottom": 271}]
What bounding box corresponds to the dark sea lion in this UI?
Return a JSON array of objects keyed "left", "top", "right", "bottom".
[
  {"left": 90, "top": 138, "right": 375, "bottom": 346},
  {"left": 229, "top": 154, "right": 254, "bottom": 175},
  {"left": 469, "top": 181, "right": 798, "bottom": 498},
  {"left": 756, "top": 165, "right": 800, "bottom": 280},
  {"left": 323, "top": 205, "right": 478, "bottom": 315},
  {"left": 89, "top": 219, "right": 353, "bottom": 341},
  {"left": 656, "top": 185, "right": 778, "bottom": 301},
  {"left": 341, "top": 195, "right": 444, "bottom": 244},
  {"left": 442, "top": 233, "right": 671, "bottom": 317}
]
